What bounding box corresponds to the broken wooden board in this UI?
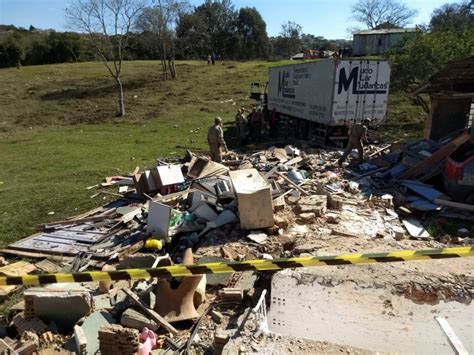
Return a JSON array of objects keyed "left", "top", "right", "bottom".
[
  {"left": 284, "top": 156, "right": 303, "bottom": 167},
  {"left": 401, "top": 217, "right": 431, "bottom": 239},
  {"left": 276, "top": 172, "right": 310, "bottom": 196},
  {"left": 0, "top": 261, "right": 36, "bottom": 277},
  {"left": 0, "top": 261, "right": 36, "bottom": 300},
  {"left": 0, "top": 285, "right": 19, "bottom": 301},
  {"left": 6, "top": 221, "right": 131, "bottom": 259},
  {"left": 0, "top": 248, "right": 70, "bottom": 260},
  {"left": 123, "top": 289, "right": 178, "bottom": 335},
  {"left": 188, "top": 156, "right": 229, "bottom": 178},
  {"left": 398, "top": 131, "right": 470, "bottom": 180},
  {"left": 34, "top": 259, "right": 64, "bottom": 274},
  {"left": 101, "top": 176, "right": 133, "bottom": 187},
  {"left": 38, "top": 214, "right": 115, "bottom": 231}
]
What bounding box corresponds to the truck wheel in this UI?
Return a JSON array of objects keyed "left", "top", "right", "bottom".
[{"left": 465, "top": 192, "right": 474, "bottom": 205}]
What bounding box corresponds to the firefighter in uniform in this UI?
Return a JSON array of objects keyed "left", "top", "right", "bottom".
[
  {"left": 207, "top": 117, "right": 228, "bottom": 163},
  {"left": 338, "top": 118, "right": 370, "bottom": 165}
]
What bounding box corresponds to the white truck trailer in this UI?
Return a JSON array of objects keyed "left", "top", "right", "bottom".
[{"left": 265, "top": 58, "right": 391, "bottom": 145}]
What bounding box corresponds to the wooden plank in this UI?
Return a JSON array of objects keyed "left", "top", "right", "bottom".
[
  {"left": 118, "top": 207, "right": 145, "bottom": 224},
  {"left": 276, "top": 172, "right": 310, "bottom": 196},
  {"left": 435, "top": 199, "right": 474, "bottom": 212},
  {"left": 265, "top": 158, "right": 303, "bottom": 181},
  {"left": 398, "top": 131, "right": 470, "bottom": 180},
  {"left": 0, "top": 285, "right": 20, "bottom": 300},
  {"left": 68, "top": 206, "right": 106, "bottom": 220},
  {"left": 284, "top": 156, "right": 303, "bottom": 167},
  {"left": 116, "top": 241, "right": 146, "bottom": 260},
  {"left": 6, "top": 239, "right": 85, "bottom": 255},
  {"left": 368, "top": 144, "right": 392, "bottom": 158},
  {"left": 153, "top": 188, "right": 196, "bottom": 203},
  {"left": 38, "top": 215, "right": 113, "bottom": 230},
  {"left": 331, "top": 229, "right": 361, "bottom": 238},
  {"left": 34, "top": 259, "right": 63, "bottom": 274},
  {"left": 0, "top": 261, "right": 36, "bottom": 277},
  {"left": 435, "top": 317, "right": 469, "bottom": 355},
  {"left": 275, "top": 182, "right": 305, "bottom": 199},
  {"left": 0, "top": 248, "right": 70, "bottom": 260},
  {"left": 41, "top": 233, "right": 103, "bottom": 244},
  {"left": 15, "top": 235, "right": 91, "bottom": 247},
  {"left": 123, "top": 289, "right": 178, "bottom": 335},
  {"left": 0, "top": 338, "right": 16, "bottom": 353},
  {"left": 263, "top": 166, "right": 279, "bottom": 180}
]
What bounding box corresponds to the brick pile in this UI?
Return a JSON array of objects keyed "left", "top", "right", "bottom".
[{"left": 98, "top": 324, "right": 139, "bottom": 355}]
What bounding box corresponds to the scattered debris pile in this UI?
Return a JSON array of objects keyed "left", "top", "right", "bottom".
[{"left": 0, "top": 130, "right": 472, "bottom": 354}]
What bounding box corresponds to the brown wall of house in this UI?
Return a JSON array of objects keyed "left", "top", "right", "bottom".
[{"left": 426, "top": 97, "right": 471, "bottom": 140}]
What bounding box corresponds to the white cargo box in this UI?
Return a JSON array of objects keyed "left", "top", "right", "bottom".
[{"left": 267, "top": 59, "right": 391, "bottom": 125}]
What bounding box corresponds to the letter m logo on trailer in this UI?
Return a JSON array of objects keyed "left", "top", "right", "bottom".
[{"left": 333, "top": 60, "right": 390, "bottom": 124}]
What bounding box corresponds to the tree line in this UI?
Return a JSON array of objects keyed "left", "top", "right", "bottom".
[
  {"left": 0, "top": 0, "right": 352, "bottom": 70},
  {"left": 0, "top": 0, "right": 471, "bottom": 117}
]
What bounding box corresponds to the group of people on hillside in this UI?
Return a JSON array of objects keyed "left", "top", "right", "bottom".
[
  {"left": 234, "top": 105, "right": 281, "bottom": 144},
  {"left": 207, "top": 51, "right": 218, "bottom": 65},
  {"left": 206, "top": 104, "right": 269, "bottom": 164},
  {"left": 206, "top": 110, "right": 370, "bottom": 166}
]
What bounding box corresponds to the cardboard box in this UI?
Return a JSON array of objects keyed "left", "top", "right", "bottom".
[
  {"left": 229, "top": 169, "right": 274, "bottom": 230},
  {"left": 133, "top": 173, "right": 148, "bottom": 194},
  {"left": 151, "top": 165, "right": 184, "bottom": 188}
]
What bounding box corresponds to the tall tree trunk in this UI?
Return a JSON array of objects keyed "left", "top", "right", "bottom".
[
  {"left": 172, "top": 60, "right": 177, "bottom": 79},
  {"left": 116, "top": 76, "right": 125, "bottom": 117},
  {"left": 161, "top": 35, "right": 169, "bottom": 80},
  {"left": 161, "top": 58, "right": 168, "bottom": 80},
  {"left": 168, "top": 58, "right": 177, "bottom": 79}
]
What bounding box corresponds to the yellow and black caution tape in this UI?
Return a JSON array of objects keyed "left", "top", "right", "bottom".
[{"left": 1, "top": 247, "right": 472, "bottom": 286}]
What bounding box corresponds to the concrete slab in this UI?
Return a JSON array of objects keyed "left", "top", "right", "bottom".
[
  {"left": 77, "top": 311, "right": 115, "bottom": 355},
  {"left": 268, "top": 268, "right": 474, "bottom": 354},
  {"left": 24, "top": 285, "right": 93, "bottom": 331}
]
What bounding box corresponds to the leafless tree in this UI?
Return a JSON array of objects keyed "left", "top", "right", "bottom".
[
  {"left": 136, "top": 0, "right": 188, "bottom": 80},
  {"left": 66, "top": 0, "right": 146, "bottom": 117},
  {"left": 352, "top": 0, "right": 418, "bottom": 30}
]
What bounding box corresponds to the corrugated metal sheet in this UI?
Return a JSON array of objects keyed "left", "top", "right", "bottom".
[
  {"left": 354, "top": 28, "right": 417, "bottom": 35},
  {"left": 352, "top": 29, "right": 418, "bottom": 56},
  {"left": 412, "top": 57, "right": 474, "bottom": 94}
]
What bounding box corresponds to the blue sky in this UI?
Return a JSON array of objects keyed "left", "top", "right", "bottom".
[{"left": 0, "top": 0, "right": 449, "bottom": 39}]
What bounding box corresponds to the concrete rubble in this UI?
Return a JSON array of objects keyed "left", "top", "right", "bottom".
[{"left": 0, "top": 128, "right": 473, "bottom": 354}]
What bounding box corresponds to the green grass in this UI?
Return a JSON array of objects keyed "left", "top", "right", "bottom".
[{"left": 0, "top": 60, "right": 426, "bottom": 246}]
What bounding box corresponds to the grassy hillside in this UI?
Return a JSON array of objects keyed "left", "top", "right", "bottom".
[{"left": 0, "top": 60, "right": 425, "bottom": 246}]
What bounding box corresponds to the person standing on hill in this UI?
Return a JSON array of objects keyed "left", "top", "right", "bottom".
[
  {"left": 207, "top": 117, "right": 228, "bottom": 163},
  {"left": 338, "top": 118, "right": 370, "bottom": 166},
  {"left": 211, "top": 51, "right": 216, "bottom": 65}
]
